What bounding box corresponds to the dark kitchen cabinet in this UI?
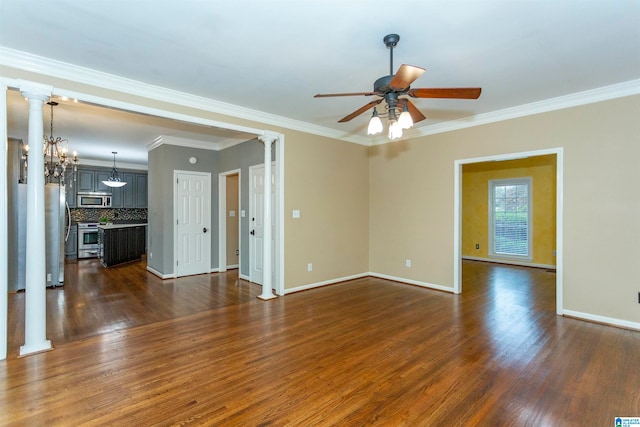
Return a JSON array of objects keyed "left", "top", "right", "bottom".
[
  {"left": 135, "top": 174, "right": 148, "bottom": 208},
  {"left": 66, "top": 180, "right": 77, "bottom": 208},
  {"left": 112, "top": 173, "right": 147, "bottom": 208},
  {"left": 65, "top": 224, "right": 77, "bottom": 259},
  {"left": 77, "top": 170, "right": 95, "bottom": 192},
  {"left": 99, "top": 225, "right": 146, "bottom": 267},
  {"left": 77, "top": 169, "right": 113, "bottom": 193}
]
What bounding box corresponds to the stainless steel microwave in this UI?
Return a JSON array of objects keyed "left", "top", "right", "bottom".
[{"left": 77, "top": 192, "right": 112, "bottom": 208}]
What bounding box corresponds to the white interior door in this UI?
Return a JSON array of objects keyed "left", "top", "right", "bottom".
[
  {"left": 175, "top": 171, "right": 211, "bottom": 277},
  {"left": 249, "top": 163, "right": 274, "bottom": 285}
]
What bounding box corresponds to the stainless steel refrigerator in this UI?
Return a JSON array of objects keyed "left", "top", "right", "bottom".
[{"left": 8, "top": 183, "right": 68, "bottom": 291}]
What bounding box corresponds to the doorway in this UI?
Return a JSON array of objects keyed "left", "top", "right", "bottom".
[
  {"left": 454, "top": 148, "right": 564, "bottom": 314},
  {"left": 218, "top": 169, "right": 241, "bottom": 273}
]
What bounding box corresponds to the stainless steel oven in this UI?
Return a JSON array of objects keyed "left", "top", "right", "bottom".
[{"left": 78, "top": 222, "right": 100, "bottom": 258}]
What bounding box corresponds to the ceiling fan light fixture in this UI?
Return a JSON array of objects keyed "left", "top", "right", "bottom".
[
  {"left": 388, "top": 119, "right": 403, "bottom": 140},
  {"left": 367, "top": 108, "right": 383, "bottom": 135},
  {"left": 398, "top": 104, "right": 413, "bottom": 130},
  {"left": 102, "top": 151, "right": 127, "bottom": 188}
]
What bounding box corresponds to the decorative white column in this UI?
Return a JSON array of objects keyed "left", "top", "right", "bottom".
[
  {"left": 257, "top": 133, "right": 277, "bottom": 300},
  {"left": 19, "top": 83, "right": 53, "bottom": 356}
]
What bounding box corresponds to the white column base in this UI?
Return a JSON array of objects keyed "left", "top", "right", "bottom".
[
  {"left": 257, "top": 291, "right": 278, "bottom": 301},
  {"left": 19, "top": 340, "right": 53, "bottom": 357}
]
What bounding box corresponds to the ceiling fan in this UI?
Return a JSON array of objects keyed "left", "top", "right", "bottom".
[{"left": 314, "top": 34, "right": 482, "bottom": 139}]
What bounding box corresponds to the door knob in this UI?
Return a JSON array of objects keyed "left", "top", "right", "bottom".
[
  {"left": 203, "top": 227, "right": 208, "bottom": 233},
  {"left": 250, "top": 229, "right": 255, "bottom": 235}
]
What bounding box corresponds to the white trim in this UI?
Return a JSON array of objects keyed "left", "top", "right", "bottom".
[
  {"left": 284, "top": 273, "right": 370, "bottom": 294},
  {"left": 275, "top": 135, "right": 285, "bottom": 296},
  {"left": 0, "top": 84, "right": 8, "bottom": 360},
  {"left": 563, "top": 310, "right": 640, "bottom": 331},
  {"left": 148, "top": 135, "right": 254, "bottom": 154},
  {"left": 2, "top": 48, "right": 637, "bottom": 147},
  {"left": 239, "top": 273, "right": 251, "bottom": 281},
  {"left": 369, "top": 273, "right": 455, "bottom": 293},
  {"left": 218, "top": 168, "right": 241, "bottom": 274},
  {"left": 78, "top": 158, "right": 148, "bottom": 171},
  {"left": 454, "top": 147, "right": 564, "bottom": 315},
  {"left": 210, "top": 268, "right": 220, "bottom": 273},
  {"left": 226, "top": 264, "right": 239, "bottom": 269},
  {"left": 408, "top": 80, "right": 640, "bottom": 139},
  {"left": 462, "top": 256, "right": 556, "bottom": 270},
  {"left": 146, "top": 265, "right": 175, "bottom": 279}
]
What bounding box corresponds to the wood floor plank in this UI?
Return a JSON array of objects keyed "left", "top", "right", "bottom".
[{"left": 2, "top": 260, "right": 639, "bottom": 425}]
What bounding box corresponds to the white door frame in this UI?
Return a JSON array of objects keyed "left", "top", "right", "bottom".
[
  {"left": 218, "top": 169, "right": 241, "bottom": 273},
  {"left": 453, "top": 147, "right": 564, "bottom": 315},
  {"left": 173, "top": 170, "right": 212, "bottom": 277}
]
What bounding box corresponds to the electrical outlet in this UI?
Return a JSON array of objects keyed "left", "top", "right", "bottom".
[
  {"left": 405, "top": 259, "right": 411, "bottom": 267},
  {"left": 475, "top": 243, "right": 479, "bottom": 250},
  {"left": 307, "top": 263, "right": 313, "bottom": 272}
]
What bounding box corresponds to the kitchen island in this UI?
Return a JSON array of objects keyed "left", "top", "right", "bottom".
[{"left": 98, "top": 222, "right": 147, "bottom": 267}]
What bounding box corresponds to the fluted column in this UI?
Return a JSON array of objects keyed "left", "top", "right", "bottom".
[
  {"left": 19, "top": 83, "right": 53, "bottom": 356},
  {"left": 257, "top": 133, "right": 277, "bottom": 300}
]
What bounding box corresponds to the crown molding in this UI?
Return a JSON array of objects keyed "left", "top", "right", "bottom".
[
  {"left": 2, "top": 47, "right": 638, "bottom": 147},
  {"left": 411, "top": 79, "right": 640, "bottom": 138},
  {"left": 79, "top": 158, "right": 148, "bottom": 171},
  {"left": 0, "top": 47, "right": 367, "bottom": 144}
]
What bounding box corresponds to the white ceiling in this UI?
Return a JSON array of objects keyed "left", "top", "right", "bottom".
[{"left": 1, "top": 0, "right": 639, "bottom": 166}]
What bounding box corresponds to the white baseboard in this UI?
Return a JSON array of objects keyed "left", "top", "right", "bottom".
[
  {"left": 462, "top": 255, "right": 556, "bottom": 270},
  {"left": 210, "top": 268, "right": 220, "bottom": 273},
  {"left": 369, "top": 272, "right": 455, "bottom": 293},
  {"left": 239, "top": 273, "right": 250, "bottom": 281},
  {"left": 146, "top": 265, "right": 175, "bottom": 279},
  {"left": 226, "top": 264, "right": 239, "bottom": 269},
  {"left": 562, "top": 309, "right": 640, "bottom": 331},
  {"left": 284, "top": 272, "right": 370, "bottom": 294}
]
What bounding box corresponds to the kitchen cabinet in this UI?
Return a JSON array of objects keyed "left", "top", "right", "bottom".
[
  {"left": 99, "top": 224, "right": 146, "bottom": 267},
  {"left": 135, "top": 174, "right": 148, "bottom": 208},
  {"left": 111, "top": 172, "right": 147, "bottom": 208},
  {"left": 65, "top": 224, "right": 78, "bottom": 259},
  {"left": 77, "top": 169, "right": 112, "bottom": 193},
  {"left": 77, "top": 170, "right": 95, "bottom": 192}
]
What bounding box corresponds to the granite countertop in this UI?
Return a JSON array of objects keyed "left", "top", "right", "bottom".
[{"left": 98, "top": 222, "right": 148, "bottom": 229}]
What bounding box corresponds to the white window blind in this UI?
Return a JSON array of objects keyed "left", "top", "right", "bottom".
[{"left": 489, "top": 178, "right": 532, "bottom": 259}]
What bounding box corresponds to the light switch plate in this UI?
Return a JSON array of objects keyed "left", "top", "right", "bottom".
[
  {"left": 292, "top": 209, "right": 301, "bottom": 219},
  {"left": 241, "top": 210, "right": 246, "bottom": 217},
  {"left": 229, "top": 210, "right": 236, "bottom": 217}
]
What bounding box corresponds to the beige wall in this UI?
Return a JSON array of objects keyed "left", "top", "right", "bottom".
[
  {"left": 284, "top": 130, "right": 370, "bottom": 288},
  {"left": 370, "top": 95, "right": 640, "bottom": 323},
  {"left": 226, "top": 174, "right": 239, "bottom": 267},
  {"left": 4, "top": 65, "right": 639, "bottom": 324},
  {"left": 462, "top": 155, "right": 556, "bottom": 266}
]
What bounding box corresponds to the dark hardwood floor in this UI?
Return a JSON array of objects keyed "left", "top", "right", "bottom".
[{"left": 2, "top": 259, "right": 639, "bottom": 426}]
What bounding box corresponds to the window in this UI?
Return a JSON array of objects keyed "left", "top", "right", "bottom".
[{"left": 489, "top": 178, "right": 532, "bottom": 260}]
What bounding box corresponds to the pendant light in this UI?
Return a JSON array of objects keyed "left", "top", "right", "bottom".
[{"left": 102, "top": 151, "right": 127, "bottom": 188}]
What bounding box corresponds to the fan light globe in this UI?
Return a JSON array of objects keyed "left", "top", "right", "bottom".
[
  {"left": 398, "top": 110, "right": 413, "bottom": 129},
  {"left": 368, "top": 116, "right": 383, "bottom": 135},
  {"left": 388, "top": 120, "right": 403, "bottom": 140}
]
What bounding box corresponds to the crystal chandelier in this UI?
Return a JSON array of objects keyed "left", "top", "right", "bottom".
[{"left": 25, "top": 101, "right": 79, "bottom": 186}]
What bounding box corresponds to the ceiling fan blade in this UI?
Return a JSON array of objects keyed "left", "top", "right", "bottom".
[
  {"left": 403, "top": 99, "right": 426, "bottom": 123},
  {"left": 314, "top": 92, "right": 378, "bottom": 98},
  {"left": 407, "top": 87, "right": 482, "bottom": 99},
  {"left": 338, "top": 99, "right": 383, "bottom": 123},
  {"left": 389, "top": 64, "right": 426, "bottom": 91}
]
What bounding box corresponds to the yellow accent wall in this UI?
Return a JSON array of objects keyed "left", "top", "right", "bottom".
[{"left": 462, "top": 155, "right": 556, "bottom": 266}]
